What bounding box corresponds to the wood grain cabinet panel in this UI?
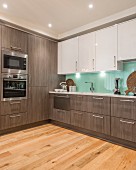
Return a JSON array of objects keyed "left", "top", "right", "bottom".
[
  {"left": 52, "top": 109, "right": 71, "bottom": 124},
  {"left": 92, "top": 96, "right": 111, "bottom": 116},
  {"left": 111, "top": 98, "right": 136, "bottom": 120},
  {"left": 28, "top": 35, "right": 49, "bottom": 87},
  {"left": 28, "top": 87, "right": 49, "bottom": 123},
  {"left": 70, "top": 95, "right": 93, "bottom": 112},
  {"left": 71, "top": 110, "right": 87, "bottom": 128},
  {"left": 0, "top": 112, "right": 28, "bottom": 130},
  {"left": 2, "top": 26, "right": 28, "bottom": 53},
  {"left": 1, "top": 100, "right": 27, "bottom": 115},
  {"left": 111, "top": 117, "right": 136, "bottom": 142},
  {"left": 85, "top": 113, "right": 110, "bottom": 135}
]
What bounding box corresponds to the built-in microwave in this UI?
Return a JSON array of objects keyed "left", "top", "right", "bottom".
[{"left": 2, "top": 49, "right": 28, "bottom": 74}]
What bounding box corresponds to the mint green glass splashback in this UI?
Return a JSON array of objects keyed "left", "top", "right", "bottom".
[{"left": 66, "top": 62, "right": 136, "bottom": 94}]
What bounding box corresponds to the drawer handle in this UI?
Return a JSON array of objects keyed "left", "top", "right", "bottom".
[
  {"left": 10, "top": 115, "right": 21, "bottom": 118},
  {"left": 120, "top": 100, "right": 135, "bottom": 103},
  {"left": 114, "top": 56, "right": 116, "bottom": 68},
  {"left": 11, "top": 46, "right": 22, "bottom": 51},
  {"left": 93, "top": 115, "right": 104, "bottom": 119},
  {"left": 120, "top": 120, "right": 135, "bottom": 125},
  {"left": 55, "top": 95, "right": 70, "bottom": 98},
  {"left": 10, "top": 102, "right": 21, "bottom": 105},
  {"left": 93, "top": 97, "right": 104, "bottom": 100}
]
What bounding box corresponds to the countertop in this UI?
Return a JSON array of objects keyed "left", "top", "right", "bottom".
[{"left": 49, "top": 91, "right": 136, "bottom": 99}]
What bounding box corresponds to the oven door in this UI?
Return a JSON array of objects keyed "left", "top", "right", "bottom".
[
  {"left": 2, "top": 49, "right": 28, "bottom": 74},
  {"left": 2, "top": 75, "right": 27, "bottom": 101}
]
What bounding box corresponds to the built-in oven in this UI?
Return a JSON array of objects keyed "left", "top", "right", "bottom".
[
  {"left": 1, "top": 74, "right": 27, "bottom": 101},
  {"left": 2, "top": 49, "right": 28, "bottom": 74}
]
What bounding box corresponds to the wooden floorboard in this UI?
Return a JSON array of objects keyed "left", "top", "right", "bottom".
[{"left": 0, "top": 124, "right": 136, "bottom": 170}]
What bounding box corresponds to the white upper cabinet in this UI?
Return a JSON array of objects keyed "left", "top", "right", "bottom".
[
  {"left": 78, "top": 32, "right": 95, "bottom": 72},
  {"left": 58, "top": 37, "right": 78, "bottom": 74},
  {"left": 118, "top": 19, "right": 136, "bottom": 61},
  {"left": 95, "top": 25, "right": 118, "bottom": 71}
]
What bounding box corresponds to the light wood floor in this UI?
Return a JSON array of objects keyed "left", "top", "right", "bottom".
[{"left": 0, "top": 124, "right": 136, "bottom": 170}]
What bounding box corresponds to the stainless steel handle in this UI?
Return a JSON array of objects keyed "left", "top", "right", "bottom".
[
  {"left": 55, "top": 95, "right": 70, "bottom": 98},
  {"left": 10, "top": 114, "right": 21, "bottom": 118},
  {"left": 93, "top": 115, "right": 104, "bottom": 119},
  {"left": 114, "top": 56, "right": 116, "bottom": 68},
  {"left": 10, "top": 102, "right": 21, "bottom": 105},
  {"left": 120, "top": 120, "right": 135, "bottom": 125},
  {"left": 93, "top": 97, "right": 104, "bottom": 100},
  {"left": 11, "top": 46, "right": 22, "bottom": 51},
  {"left": 76, "top": 61, "right": 78, "bottom": 71},
  {"left": 29, "top": 75, "right": 31, "bottom": 85},
  {"left": 92, "top": 59, "right": 95, "bottom": 70},
  {"left": 120, "top": 100, "right": 135, "bottom": 103}
]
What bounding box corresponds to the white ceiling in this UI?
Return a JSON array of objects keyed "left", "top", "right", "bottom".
[{"left": 0, "top": 0, "right": 136, "bottom": 39}]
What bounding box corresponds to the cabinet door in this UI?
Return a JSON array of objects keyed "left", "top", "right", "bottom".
[
  {"left": 60, "top": 37, "right": 78, "bottom": 74},
  {"left": 111, "top": 117, "right": 136, "bottom": 142},
  {"left": 28, "top": 87, "right": 49, "bottom": 123},
  {"left": 78, "top": 33, "right": 95, "bottom": 72},
  {"left": 92, "top": 96, "right": 111, "bottom": 116},
  {"left": 111, "top": 98, "right": 136, "bottom": 120},
  {"left": 28, "top": 35, "right": 49, "bottom": 86},
  {"left": 71, "top": 110, "right": 86, "bottom": 128},
  {"left": 118, "top": 19, "right": 136, "bottom": 60},
  {"left": 95, "top": 25, "right": 117, "bottom": 71},
  {"left": 85, "top": 113, "right": 110, "bottom": 135},
  {"left": 0, "top": 112, "right": 28, "bottom": 130},
  {"left": 70, "top": 95, "right": 92, "bottom": 112},
  {"left": 52, "top": 109, "right": 71, "bottom": 124},
  {"left": 1, "top": 100, "right": 27, "bottom": 115},
  {"left": 2, "top": 26, "right": 28, "bottom": 53}
]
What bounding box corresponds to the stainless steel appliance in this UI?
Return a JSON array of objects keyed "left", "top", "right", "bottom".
[
  {"left": 54, "top": 95, "right": 70, "bottom": 111},
  {"left": 2, "top": 49, "right": 28, "bottom": 74},
  {"left": 2, "top": 74, "right": 27, "bottom": 101}
]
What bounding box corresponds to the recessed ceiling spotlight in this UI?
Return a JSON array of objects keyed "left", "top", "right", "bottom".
[
  {"left": 3, "top": 3, "right": 8, "bottom": 9},
  {"left": 89, "top": 4, "right": 93, "bottom": 9},
  {"left": 48, "top": 23, "right": 52, "bottom": 28}
]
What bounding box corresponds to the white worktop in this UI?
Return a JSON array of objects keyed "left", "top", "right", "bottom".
[{"left": 49, "top": 91, "right": 136, "bottom": 99}]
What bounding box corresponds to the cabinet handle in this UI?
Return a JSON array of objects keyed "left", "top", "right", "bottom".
[
  {"left": 93, "top": 97, "right": 104, "bottom": 100},
  {"left": 55, "top": 95, "right": 70, "bottom": 98},
  {"left": 114, "top": 56, "right": 116, "bottom": 68},
  {"left": 120, "top": 100, "right": 135, "bottom": 103},
  {"left": 93, "top": 115, "right": 104, "bottom": 119},
  {"left": 10, "top": 114, "right": 21, "bottom": 118},
  {"left": 120, "top": 120, "right": 135, "bottom": 125},
  {"left": 92, "top": 59, "right": 95, "bottom": 70},
  {"left": 78, "top": 112, "right": 83, "bottom": 115},
  {"left": 10, "top": 102, "right": 21, "bottom": 105},
  {"left": 11, "top": 46, "right": 22, "bottom": 51},
  {"left": 76, "top": 61, "right": 78, "bottom": 71}
]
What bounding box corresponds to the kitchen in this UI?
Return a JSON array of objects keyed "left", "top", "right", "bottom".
[{"left": 0, "top": 0, "right": 136, "bottom": 169}]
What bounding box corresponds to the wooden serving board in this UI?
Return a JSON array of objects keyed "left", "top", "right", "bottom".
[{"left": 125, "top": 71, "right": 136, "bottom": 95}]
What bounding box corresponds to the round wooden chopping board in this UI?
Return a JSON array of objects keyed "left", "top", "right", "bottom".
[{"left": 125, "top": 71, "right": 136, "bottom": 95}]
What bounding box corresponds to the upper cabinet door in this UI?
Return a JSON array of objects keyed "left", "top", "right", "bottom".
[
  {"left": 118, "top": 19, "right": 136, "bottom": 60},
  {"left": 2, "top": 26, "right": 28, "bottom": 53},
  {"left": 95, "top": 25, "right": 118, "bottom": 71},
  {"left": 78, "top": 33, "right": 95, "bottom": 72},
  {"left": 58, "top": 37, "right": 78, "bottom": 74}
]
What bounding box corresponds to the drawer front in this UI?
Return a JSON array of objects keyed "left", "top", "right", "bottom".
[
  {"left": 111, "top": 117, "right": 136, "bottom": 142},
  {"left": 52, "top": 109, "right": 71, "bottom": 124},
  {"left": 111, "top": 98, "right": 136, "bottom": 120},
  {"left": 70, "top": 95, "right": 93, "bottom": 112},
  {"left": 71, "top": 110, "right": 86, "bottom": 128},
  {"left": 1, "top": 100, "right": 27, "bottom": 115},
  {"left": 85, "top": 113, "right": 110, "bottom": 135},
  {"left": 92, "top": 96, "right": 110, "bottom": 115},
  {"left": 0, "top": 112, "right": 28, "bottom": 130}
]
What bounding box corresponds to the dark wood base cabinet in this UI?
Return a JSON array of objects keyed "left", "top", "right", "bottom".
[
  {"left": 51, "top": 109, "right": 71, "bottom": 124},
  {"left": 0, "top": 112, "right": 28, "bottom": 130},
  {"left": 111, "top": 117, "right": 136, "bottom": 142},
  {"left": 71, "top": 111, "right": 110, "bottom": 135}
]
